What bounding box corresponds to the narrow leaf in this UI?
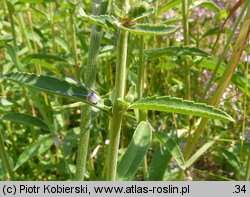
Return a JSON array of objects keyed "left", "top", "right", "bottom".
[
  {"left": 79, "top": 8, "right": 178, "bottom": 35},
  {"left": 129, "top": 96, "right": 235, "bottom": 122},
  {"left": 0, "top": 72, "right": 106, "bottom": 110},
  {"left": 186, "top": 141, "right": 214, "bottom": 168},
  {"left": 20, "top": 0, "right": 45, "bottom": 3},
  {"left": 189, "top": 0, "right": 221, "bottom": 12},
  {"left": 145, "top": 46, "right": 210, "bottom": 59},
  {"left": 158, "top": 0, "right": 182, "bottom": 15},
  {"left": 116, "top": 121, "right": 152, "bottom": 181},
  {"left": 79, "top": 8, "right": 117, "bottom": 30},
  {"left": 14, "top": 135, "right": 54, "bottom": 170},
  {"left": 219, "top": 148, "right": 240, "bottom": 171},
  {"left": 0, "top": 36, "right": 13, "bottom": 46},
  {"left": 148, "top": 145, "right": 172, "bottom": 180},
  {"left": 1, "top": 112, "right": 49, "bottom": 131},
  {"left": 5, "top": 44, "right": 23, "bottom": 71},
  {"left": 154, "top": 132, "right": 186, "bottom": 170},
  {"left": 118, "top": 23, "right": 178, "bottom": 35},
  {"left": 23, "top": 53, "right": 68, "bottom": 63}
]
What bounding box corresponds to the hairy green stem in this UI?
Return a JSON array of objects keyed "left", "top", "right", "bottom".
[
  {"left": 137, "top": 36, "right": 147, "bottom": 121},
  {"left": 182, "top": 0, "right": 190, "bottom": 45},
  {"left": 69, "top": 12, "right": 79, "bottom": 74},
  {"left": 107, "top": 29, "right": 128, "bottom": 180},
  {"left": 137, "top": 36, "right": 147, "bottom": 179},
  {"left": 182, "top": 0, "right": 190, "bottom": 101},
  {"left": 179, "top": 0, "right": 190, "bottom": 180},
  {"left": 75, "top": 0, "right": 108, "bottom": 180}
]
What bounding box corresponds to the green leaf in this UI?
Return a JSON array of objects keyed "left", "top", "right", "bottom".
[
  {"left": 0, "top": 36, "right": 13, "bottom": 46},
  {"left": 203, "top": 27, "right": 220, "bottom": 37},
  {"left": 14, "top": 135, "right": 54, "bottom": 171},
  {"left": 62, "top": 127, "right": 79, "bottom": 157},
  {"left": 79, "top": 8, "right": 178, "bottom": 35},
  {"left": 145, "top": 46, "right": 211, "bottom": 59},
  {"left": 190, "top": 0, "right": 221, "bottom": 12},
  {"left": 154, "top": 132, "right": 186, "bottom": 170},
  {"left": 20, "top": 0, "right": 45, "bottom": 3},
  {"left": 148, "top": 145, "right": 172, "bottom": 180},
  {"left": 1, "top": 113, "right": 49, "bottom": 131},
  {"left": 219, "top": 148, "right": 240, "bottom": 171},
  {"left": 79, "top": 8, "right": 117, "bottom": 30},
  {"left": 0, "top": 72, "right": 106, "bottom": 110},
  {"left": 186, "top": 141, "right": 214, "bottom": 168},
  {"left": 158, "top": 0, "right": 182, "bottom": 15},
  {"left": 129, "top": 96, "right": 235, "bottom": 122},
  {"left": 118, "top": 23, "right": 178, "bottom": 35},
  {"left": 116, "top": 121, "right": 152, "bottom": 181},
  {"left": 5, "top": 44, "right": 23, "bottom": 71},
  {"left": 23, "top": 53, "right": 68, "bottom": 63}
]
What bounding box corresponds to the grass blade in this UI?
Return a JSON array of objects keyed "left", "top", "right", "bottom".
[
  {"left": 148, "top": 145, "right": 172, "bottom": 180},
  {"left": 14, "top": 135, "right": 54, "bottom": 171},
  {"left": 145, "top": 46, "right": 211, "bottom": 59},
  {"left": 186, "top": 141, "right": 214, "bottom": 168},
  {"left": 116, "top": 121, "right": 152, "bottom": 180},
  {"left": 154, "top": 132, "right": 186, "bottom": 170},
  {"left": 1, "top": 112, "right": 49, "bottom": 131}
]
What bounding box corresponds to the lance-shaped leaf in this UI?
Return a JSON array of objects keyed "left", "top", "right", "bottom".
[
  {"left": 14, "top": 135, "right": 54, "bottom": 171},
  {"left": 158, "top": 0, "right": 182, "bottom": 15},
  {"left": 117, "top": 23, "right": 178, "bottom": 35},
  {"left": 79, "top": 8, "right": 178, "bottom": 35},
  {"left": 148, "top": 145, "right": 172, "bottom": 180},
  {"left": 219, "top": 148, "right": 240, "bottom": 171},
  {"left": 23, "top": 53, "right": 68, "bottom": 63},
  {"left": 153, "top": 132, "right": 186, "bottom": 170},
  {"left": 116, "top": 121, "right": 152, "bottom": 181},
  {"left": 189, "top": 0, "right": 221, "bottom": 12},
  {"left": 186, "top": 141, "right": 214, "bottom": 168},
  {"left": 79, "top": 8, "right": 118, "bottom": 30},
  {"left": 145, "top": 46, "right": 210, "bottom": 59},
  {"left": 129, "top": 96, "right": 235, "bottom": 122},
  {"left": 1, "top": 112, "right": 49, "bottom": 131},
  {"left": 0, "top": 72, "right": 107, "bottom": 111}
]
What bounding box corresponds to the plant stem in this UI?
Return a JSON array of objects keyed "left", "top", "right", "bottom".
[
  {"left": 6, "top": 1, "right": 17, "bottom": 48},
  {"left": 200, "top": 3, "right": 247, "bottom": 102},
  {"left": 245, "top": 149, "right": 250, "bottom": 180},
  {"left": 107, "top": 29, "right": 128, "bottom": 180},
  {"left": 242, "top": 50, "right": 249, "bottom": 180},
  {"left": 137, "top": 36, "right": 147, "bottom": 121},
  {"left": 137, "top": 36, "right": 147, "bottom": 179},
  {"left": 0, "top": 129, "right": 15, "bottom": 180},
  {"left": 49, "top": 3, "right": 56, "bottom": 52},
  {"left": 182, "top": 0, "right": 190, "bottom": 101},
  {"left": 69, "top": 12, "right": 79, "bottom": 74},
  {"left": 182, "top": 0, "right": 189, "bottom": 46},
  {"left": 75, "top": 1, "right": 108, "bottom": 180},
  {"left": 179, "top": 0, "right": 190, "bottom": 180},
  {"left": 184, "top": 4, "right": 250, "bottom": 159}
]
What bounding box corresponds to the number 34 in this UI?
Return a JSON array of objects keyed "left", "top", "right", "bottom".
[{"left": 234, "top": 185, "right": 246, "bottom": 193}]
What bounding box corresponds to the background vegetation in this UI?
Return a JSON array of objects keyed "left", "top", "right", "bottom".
[{"left": 0, "top": 0, "right": 249, "bottom": 180}]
